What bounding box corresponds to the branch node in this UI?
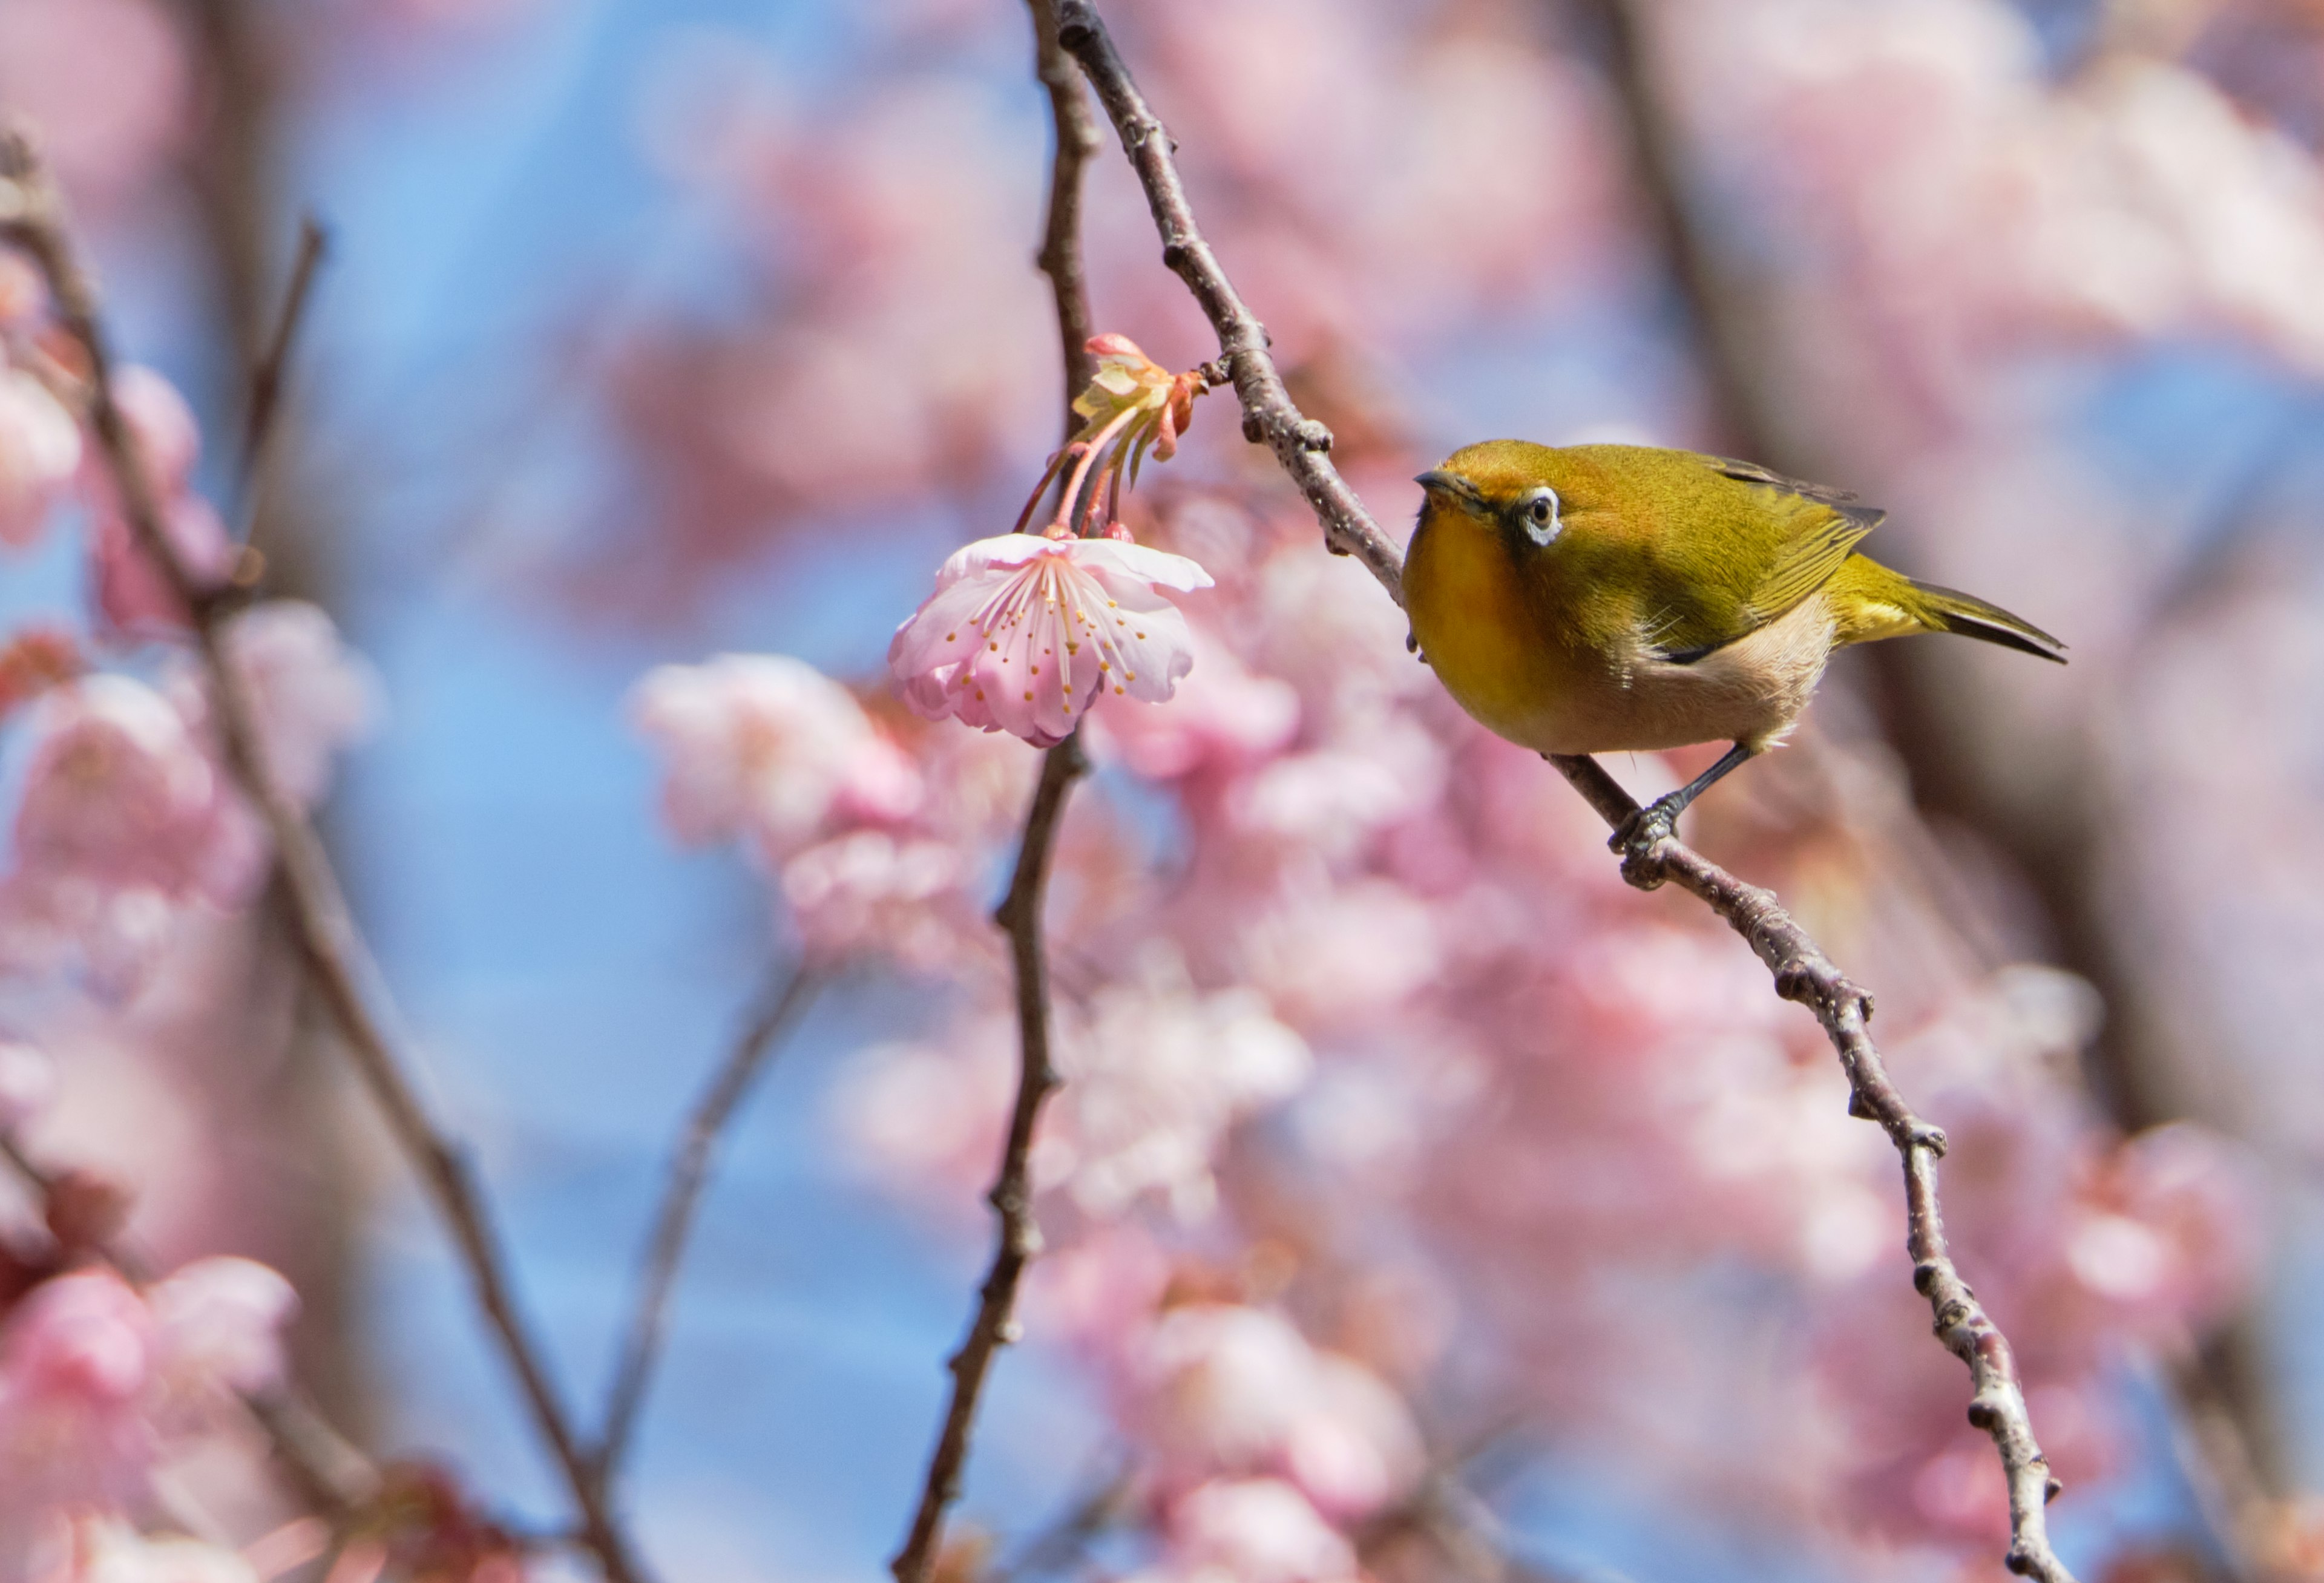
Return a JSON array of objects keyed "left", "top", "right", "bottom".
[
  {"left": 1292, "top": 418, "right": 1333, "bottom": 453},
  {"left": 1911, "top": 1260, "right": 1942, "bottom": 1296}
]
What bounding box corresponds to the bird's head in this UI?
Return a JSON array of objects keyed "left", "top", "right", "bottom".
[{"left": 1414, "top": 439, "right": 1597, "bottom": 553}]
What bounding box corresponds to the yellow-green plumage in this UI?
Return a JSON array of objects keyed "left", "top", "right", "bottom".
[{"left": 1405, "top": 441, "right": 2062, "bottom": 761}]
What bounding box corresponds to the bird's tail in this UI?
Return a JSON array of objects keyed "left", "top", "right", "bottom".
[{"left": 1903, "top": 578, "right": 2067, "bottom": 663}]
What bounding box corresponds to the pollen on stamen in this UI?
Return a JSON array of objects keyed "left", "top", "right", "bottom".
[
  {"left": 1023, "top": 691, "right": 1034, "bottom": 701},
  {"left": 1135, "top": 631, "right": 1145, "bottom": 639},
  {"left": 1114, "top": 685, "right": 1125, "bottom": 695}
]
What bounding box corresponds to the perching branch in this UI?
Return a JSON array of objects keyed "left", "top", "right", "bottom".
[
  {"left": 0, "top": 134, "right": 650, "bottom": 1583},
  {"left": 891, "top": 735, "right": 1089, "bottom": 1583},
  {"left": 0, "top": 1130, "right": 380, "bottom": 1523},
  {"left": 593, "top": 962, "right": 822, "bottom": 1487},
  {"left": 1049, "top": 8, "right": 2078, "bottom": 1578}
]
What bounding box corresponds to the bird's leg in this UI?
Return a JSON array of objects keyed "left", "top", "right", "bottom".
[{"left": 1610, "top": 741, "right": 1755, "bottom": 873}]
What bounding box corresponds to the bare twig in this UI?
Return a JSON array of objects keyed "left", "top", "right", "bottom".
[
  {"left": 241, "top": 214, "right": 329, "bottom": 493},
  {"left": 0, "top": 134, "right": 649, "bottom": 1583},
  {"left": 1, "top": 1129, "right": 380, "bottom": 1521},
  {"left": 1049, "top": 8, "right": 2077, "bottom": 1577},
  {"left": 592, "top": 962, "right": 822, "bottom": 1486},
  {"left": 891, "top": 735, "right": 1089, "bottom": 1583},
  {"left": 1029, "top": 0, "right": 1102, "bottom": 428}
]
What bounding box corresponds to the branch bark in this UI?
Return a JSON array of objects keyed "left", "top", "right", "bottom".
[
  {"left": 0, "top": 135, "right": 649, "bottom": 1583},
  {"left": 1049, "top": 8, "right": 2078, "bottom": 1577},
  {"left": 592, "top": 963, "right": 821, "bottom": 1487},
  {"left": 890, "top": 735, "right": 1089, "bottom": 1583}
]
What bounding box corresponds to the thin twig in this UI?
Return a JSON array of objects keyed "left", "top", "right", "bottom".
[
  {"left": 1048, "top": 10, "right": 2077, "bottom": 1577},
  {"left": 0, "top": 134, "right": 649, "bottom": 1583},
  {"left": 592, "top": 962, "right": 822, "bottom": 1487},
  {"left": 241, "top": 214, "right": 328, "bottom": 495},
  {"left": 890, "top": 734, "right": 1090, "bottom": 1583},
  {"left": 1029, "top": 0, "right": 1102, "bottom": 430},
  {"left": 1, "top": 1129, "right": 380, "bottom": 1521}
]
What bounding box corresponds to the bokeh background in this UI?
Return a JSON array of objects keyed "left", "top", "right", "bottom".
[{"left": 4, "top": 0, "right": 2324, "bottom": 1580}]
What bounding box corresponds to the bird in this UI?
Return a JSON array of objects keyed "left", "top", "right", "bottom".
[{"left": 1404, "top": 440, "right": 2064, "bottom": 857}]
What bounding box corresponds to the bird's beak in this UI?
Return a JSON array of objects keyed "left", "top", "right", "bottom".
[{"left": 1414, "top": 469, "right": 1485, "bottom": 509}]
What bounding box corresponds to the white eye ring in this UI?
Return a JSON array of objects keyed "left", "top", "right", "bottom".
[{"left": 1520, "top": 486, "right": 1561, "bottom": 546}]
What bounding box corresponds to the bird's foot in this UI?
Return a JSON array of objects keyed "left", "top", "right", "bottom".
[{"left": 1609, "top": 795, "right": 1683, "bottom": 889}]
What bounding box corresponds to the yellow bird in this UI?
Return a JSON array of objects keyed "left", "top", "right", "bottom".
[{"left": 1406, "top": 441, "right": 2064, "bottom": 852}]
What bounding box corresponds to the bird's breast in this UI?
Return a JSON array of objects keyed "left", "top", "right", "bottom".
[{"left": 1406, "top": 506, "right": 1832, "bottom": 755}]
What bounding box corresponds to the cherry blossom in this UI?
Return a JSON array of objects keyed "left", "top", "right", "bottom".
[
  {"left": 631, "top": 652, "right": 922, "bottom": 864},
  {"left": 1145, "top": 1478, "right": 1359, "bottom": 1583},
  {"left": 41, "top": 1519, "right": 258, "bottom": 1583},
  {"left": 0, "top": 1039, "right": 53, "bottom": 1132},
  {"left": 172, "top": 601, "right": 381, "bottom": 811},
  {"left": 888, "top": 533, "right": 1212, "bottom": 746},
  {"left": 0, "top": 369, "right": 80, "bottom": 549}
]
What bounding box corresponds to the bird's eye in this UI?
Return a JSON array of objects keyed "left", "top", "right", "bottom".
[{"left": 1520, "top": 487, "right": 1561, "bottom": 546}]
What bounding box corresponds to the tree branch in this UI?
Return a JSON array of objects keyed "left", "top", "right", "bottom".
[
  {"left": 592, "top": 962, "right": 821, "bottom": 1487},
  {"left": 1029, "top": 0, "right": 1101, "bottom": 429},
  {"left": 1049, "top": 8, "right": 2078, "bottom": 1578},
  {"left": 241, "top": 214, "right": 329, "bottom": 495},
  {"left": 891, "top": 734, "right": 1089, "bottom": 1583},
  {"left": 0, "top": 134, "right": 649, "bottom": 1583},
  {"left": 888, "top": 17, "right": 1103, "bottom": 1572}
]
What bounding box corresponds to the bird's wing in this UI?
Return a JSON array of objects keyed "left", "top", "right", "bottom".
[{"left": 1649, "top": 456, "right": 1887, "bottom": 664}]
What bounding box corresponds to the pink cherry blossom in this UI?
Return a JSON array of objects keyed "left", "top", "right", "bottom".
[
  {"left": 778, "top": 830, "right": 971, "bottom": 972},
  {"left": 1051, "top": 964, "right": 1312, "bottom": 1221},
  {"left": 44, "top": 1518, "right": 259, "bottom": 1583},
  {"left": 146, "top": 1257, "right": 297, "bottom": 1407},
  {"left": 11, "top": 677, "right": 221, "bottom": 896},
  {"left": 0, "top": 369, "right": 81, "bottom": 549},
  {"left": 631, "top": 653, "right": 922, "bottom": 864},
  {"left": 102, "top": 368, "right": 202, "bottom": 503},
  {"left": 1152, "top": 1478, "right": 1357, "bottom": 1583},
  {"left": 88, "top": 499, "right": 236, "bottom": 641},
  {"left": 1124, "top": 1302, "right": 1422, "bottom": 1519},
  {"left": 171, "top": 601, "right": 379, "bottom": 810},
  {"left": 0, "top": 1038, "right": 56, "bottom": 1130},
  {"left": 888, "top": 533, "right": 1212, "bottom": 747},
  {"left": 0, "top": 1269, "right": 159, "bottom": 1526}
]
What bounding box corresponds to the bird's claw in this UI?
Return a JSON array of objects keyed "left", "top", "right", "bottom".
[{"left": 1610, "top": 798, "right": 1681, "bottom": 888}]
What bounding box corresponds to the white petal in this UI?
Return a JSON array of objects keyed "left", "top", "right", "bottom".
[{"left": 1066, "top": 537, "right": 1215, "bottom": 592}]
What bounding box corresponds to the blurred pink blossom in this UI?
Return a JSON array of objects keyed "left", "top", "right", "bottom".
[
  {"left": 0, "top": 369, "right": 80, "bottom": 548},
  {"left": 0, "top": 1037, "right": 54, "bottom": 1130},
  {"left": 1051, "top": 962, "right": 1312, "bottom": 1221},
  {"left": 889, "top": 533, "right": 1212, "bottom": 746},
  {"left": 11, "top": 676, "right": 222, "bottom": 897},
  {"left": 778, "top": 830, "right": 969, "bottom": 972},
  {"left": 1126, "top": 1303, "right": 1421, "bottom": 1520},
  {"left": 1146, "top": 1477, "right": 1358, "bottom": 1583},
  {"left": 0, "top": 1259, "right": 293, "bottom": 1564},
  {"left": 631, "top": 653, "right": 922, "bottom": 865},
  {"left": 0, "top": 0, "right": 189, "bottom": 205},
  {"left": 40, "top": 1518, "right": 259, "bottom": 1583},
  {"left": 88, "top": 500, "right": 234, "bottom": 641},
  {"left": 171, "top": 601, "right": 380, "bottom": 810}
]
